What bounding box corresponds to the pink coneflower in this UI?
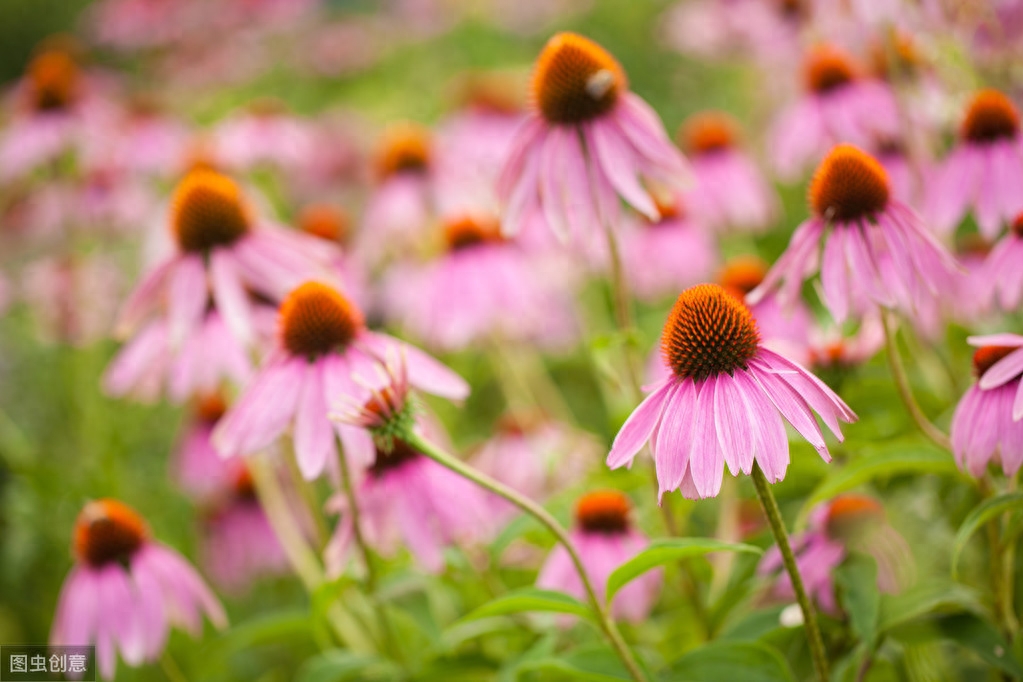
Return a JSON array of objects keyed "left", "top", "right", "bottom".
[
  {"left": 104, "top": 304, "right": 257, "bottom": 403},
  {"left": 951, "top": 338, "right": 1023, "bottom": 477},
  {"left": 325, "top": 434, "right": 497, "bottom": 575},
  {"left": 200, "top": 467, "right": 289, "bottom": 593},
  {"left": 807, "top": 315, "right": 884, "bottom": 371},
  {"left": 751, "top": 144, "right": 959, "bottom": 324},
  {"left": 618, "top": 195, "right": 717, "bottom": 303},
  {"left": 382, "top": 215, "right": 578, "bottom": 351},
  {"left": 358, "top": 122, "right": 435, "bottom": 265},
  {"left": 929, "top": 90, "right": 1023, "bottom": 237},
  {"left": 105, "top": 96, "right": 190, "bottom": 177},
  {"left": 983, "top": 213, "right": 1023, "bottom": 311},
  {"left": 115, "top": 168, "right": 335, "bottom": 347},
  {"left": 498, "top": 32, "right": 689, "bottom": 242},
  {"left": 537, "top": 491, "right": 660, "bottom": 622},
  {"left": 609, "top": 284, "right": 855, "bottom": 499},
  {"left": 770, "top": 45, "right": 901, "bottom": 180},
  {"left": 0, "top": 45, "right": 117, "bottom": 182},
  {"left": 51, "top": 499, "right": 226, "bottom": 679},
  {"left": 173, "top": 393, "right": 240, "bottom": 499},
  {"left": 660, "top": 0, "right": 808, "bottom": 64},
  {"left": 680, "top": 112, "right": 778, "bottom": 233},
  {"left": 297, "top": 203, "right": 369, "bottom": 310},
  {"left": 759, "top": 494, "right": 908, "bottom": 614},
  {"left": 213, "top": 281, "right": 469, "bottom": 479},
  {"left": 213, "top": 99, "right": 317, "bottom": 174}
]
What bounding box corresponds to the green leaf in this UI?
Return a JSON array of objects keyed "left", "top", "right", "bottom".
[
  {"left": 606, "top": 538, "right": 762, "bottom": 601},
  {"left": 798, "top": 443, "right": 959, "bottom": 527},
  {"left": 517, "top": 646, "right": 635, "bottom": 681},
  {"left": 460, "top": 588, "right": 594, "bottom": 622},
  {"left": 661, "top": 641, "right": 795, "bottom": 682},
  {"left": 951, "top": 492, "right": 1023, "bottom": 578},
  {"left": 835, "top": 553, "right": 880, "bottom": 646},
  {"left": 878, "top": 582, "right": 984, "bottom": 633},
  {"left": 936, "top": 612, "right": 1023, "bottom": 678},
  {"left": 294, "top": 651, "right": 397, "bottom": 682}
]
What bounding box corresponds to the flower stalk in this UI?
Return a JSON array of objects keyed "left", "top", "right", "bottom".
[
  {"left": 751, "top": 462, "right": 830, "bottom": 682},
  {"left": 402, "top": 430, "right": 650, "bottom": 682}
]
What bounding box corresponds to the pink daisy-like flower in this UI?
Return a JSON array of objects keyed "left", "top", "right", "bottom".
[
  {"left": 383, "top": 214, "right": 578, "bottom": 351},
  {"left": 618, "top": 195, "right": 717, "bottom": 303},
  {"left": 200, "top": 467, "right": 290, "bottom": 594},
  {"left": 213, "top": 99, "right": 318, "bottom": 175},
  {"left": 357, "top": 121, "right": 435, "bottom": 266},
  {"left": 105, "top": 96, "right": 191, "bottom": 177},
  {"left": 537, "top": 490, "right": 661, "bottom": 623},
  {"left": 660, "top": 0, "right": 807, "bottom": 65},
  {"left": 609, "top": 283, "right": 856, "bottom": 500},
  {"left": 983, "top": 213, "right": 1023, "bottom": 311},
  {"left": 759, "top": 494, "right": 907, "bottom": 614},
  {"left": 115, "top": 168, "right": 336, "bottom": 347},
  {"left": 807, "top": 315, "right": 884, "bottom": 371},
  {"left": 296, "top": 203, "right": 369, "bottom": 310},
  {"left": 951, "top": 337, "right": 1023, "bottom": 477},
  {"left": 213, "top": 281, "right": 469, "bottom": 480},
  {"left": 770, "top": 44, "right": 901, "bottom": 180},
  {"left": 929, "top": 89, "right": 1023, "bottom": 237},
  {"left": 498, "top": 32, "right": 689, "bottom": 242},
  {"left": 679, "top": 111, "right": 779, "bottom": 233},
  {"left": 173, "top": 393, "right": 240, "bottom": 499},
  {"left": 50, "top": 499, "right": 226, "bottom": 680},
  {"left": 104, "top": 303, "right": 262, "bottom": 403},
  {"left": 324, "top": 434, "right": 497, "bottom": 575},
  {"left": 751, "top": 144, "right": 960, "bottom": 324}
]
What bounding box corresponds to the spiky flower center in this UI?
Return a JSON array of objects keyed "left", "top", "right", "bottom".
[
  {"left": 170, "top": 169, "right": 251, "bottom": 253},
  {"left": 824, "top": 494, "right": 883, "bottom": 540},
  {"left": 195, "top": 393, "right": 227, "bottom": 424},
  {"left": 444, "top": 215, "right": 504, "bottom": 251},
  {"left": 299, "top": 204, "right": 350, "bottom": 244},
  {"left": 532, "top": 32, "right": 626, "bottom": 125},
  {"left": 374, "top": 122, "right": 431, "bottom": 180},
  {"left": 232, "top": 468, "right": 258, "bottom": 502},
  {"left": 28, "top": 50, "right": 78, "bottom": 111},
  {"left": 369, "top": 437, "right": 420, "bottom": 478},
  {"left": 962, "top": 90, "right": 1019, "bottom": 144},
  {"left": 804, "top": 45, "right": 858, "bottom": 94},
  {"left": 662, "top": 284, "right": 761, "bottom": 381},
  {"left": 809, "top": 144, "right": 890, "bottom": 222},
  {"left": 73, "top": 499, "right": 148, "bottom": 568},
  {"left": 680, "top": 112, "right": 738, "bottom": 155},
  {"left": 279, "top": 282, "right": 363, "bottom": 359},
  {"left": 575, "top": 490, "right": 631, "bottom": 535},
  {"left": 973, "top": 346, "right": 1018, "bottom": 379},
  {"left": 718, "top": 256, "right": 768, "bottom": 296}
]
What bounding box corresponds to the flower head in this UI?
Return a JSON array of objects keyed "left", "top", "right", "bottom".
[
  {"left": 170, "top": 169, "right": 251, "bottom": 253},
  {"left": 27, "top": 48, "right": 79, "bottom": 112},
  {"left": 610, "top": 283, "right": 855, "bottom": 499},
  {"left": 51, "top": 500, "right": 225, "bottom": 679},
  {"left": 531, "top": 33, "right": 626, "bottom": 125}
]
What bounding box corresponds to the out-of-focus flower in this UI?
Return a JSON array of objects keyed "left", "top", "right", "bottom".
[
  {"left": 982, "top": 214, "right": 1023, "bottom": 314},
  {"left": 498, "top": 32, "right": 689, "bottom": 243},
  {"left": 0, "top": 45, "right": 117, "bottom": 182},
  {"left": 213, "top": 99, "right": 318, "bottom": 175},
  {"left": 537, "top": 490, "right": 660, "bottom": 622},
  {"left": 50, "top": 499, "right": 226, "bottom": 680},
  {"left": 929, "top": 90, "right": 1023, "bottom": 238},
  {"left": 103, "top": 96, "right": 191, "bottom": 177},
  {"left": 297, "top": 203, "right": 369, "bottom": 309},
  {"left": 951, "top": 336, "right": 1023, "bottom": 477},
  {"left": 807, "top": 315, "right": 884, "bottom": 370},
  {"left": 609, "top": 284, "right": 855, "bottom": 499},
  {"left": 22, "top": 254, "right": 122, "bottom": 347},
  {"left": 358, "top": 121, "right": 435, "bottom": 266},
  {"left": 214, "top": 281, "right": 469, "bottom": 479},
  {"left": 200, "top": 467, "right": 290, "bottom": 594},
  {"left": 173, "top": 393, "right": 240, "bottom": 499},
  {"left": 618, "top": 194, "right": 717, "bottom": 303},
  {"left": 115, "top": 168, "right": 336, "bottom": 347},
  {"left": 751, "top": 144, "right": 959, "bottom": 324},
  {"left": 759, "top": 494, "right": 909, "bottom": 614},
  {"left": 948, "top": 235, "right": 994, "bottom": 324},
  {"left": 660, "top": 0, "right": 807, "bottom": 64},
  {"left": 382, "top": 215, "right": 578, "bottom": 351},
  {"left": 680, "top": 111, "right": 779, "bottom": 233},
  {"left": 770, "top": 44, "right": 900, "bottom": 180}
]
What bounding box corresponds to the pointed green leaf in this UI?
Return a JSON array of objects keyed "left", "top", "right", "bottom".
[
  {"left": 661, "top": 641, "right": 796, "bottom": 682},
  {"left": 951, "top": 492, "right": 1023, "bottom": 578},
  {"left": 606, "top": 538, "right": 762, "bottom": 602},
  {"left": 460, "top": 588, "right": 594, "bottom": 622},
  {"left": 835, "top": 553, "right": 880, "bottom": 646}
]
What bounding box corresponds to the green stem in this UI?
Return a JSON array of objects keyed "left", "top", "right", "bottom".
[
  {"left": 751, "top": 463, "right": 830, "bottom": 682},
  {"left": 881, "top": 313, "right": 951, "bottom": 451},
  {"left": 337, "top": 447, "right": 402, "bottom": 662},
  {"left": 160, "top": 651, "right": 189, "bottom": 682},
  {"left": 603, "top": 223, "right": 642, "bottom": 401},
  {"left": 403, "top": 431, "right": 649, "bottom": 682}
]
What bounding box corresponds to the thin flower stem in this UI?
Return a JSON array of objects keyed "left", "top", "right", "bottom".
[
  {"left": 403, "top": 431, "right": 650, "bottom": 682},
  {"left": 751, "top": 463, "right": 830, "bottom": 682},
  {"left": 160, "top": 651, "right": 189, "bottom": 682},
  {"left": 336, "top": 448, "right": 403, "bottom": 663},
  {"left": 881, "top": 313, "right": 952, "bottom": 451},
  {"left": 248, "top": 455, "right": 374, "bottom": 653},
  {"left": 603, "top": 223, "right": 643, "bottom": 400}
]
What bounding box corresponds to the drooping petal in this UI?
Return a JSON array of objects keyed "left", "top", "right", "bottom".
[
  {"left": 608, "top": 379, "right": 672, "bottom": 469},
  {"left": 293, "top": 359, "right": 337, "bottom": 479}
]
